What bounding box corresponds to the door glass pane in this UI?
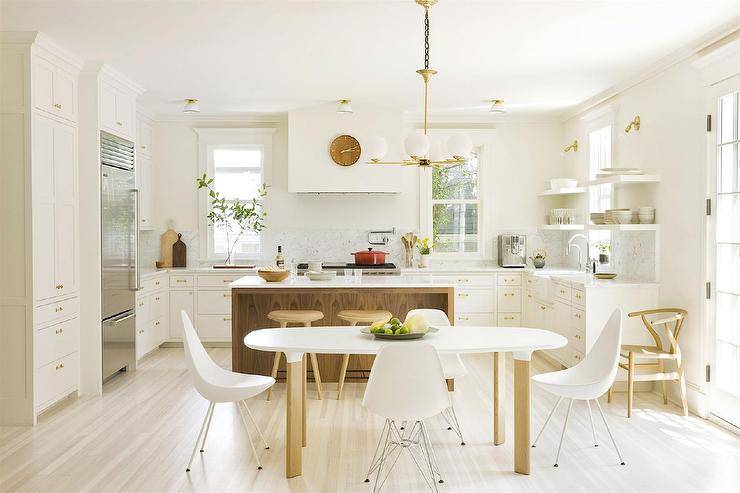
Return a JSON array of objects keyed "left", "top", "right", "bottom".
[
  {"left": 432, "top": 203, "right": 478, "bottom": 253},
  {"left": 718, "top": 144, "right": 738, "bottom": 193},
  {"left": 213, "top": 148, "right": 262, "bottom": 200},
  {"left": 720, "top": 93, "right": 737, "bottom": 144}
]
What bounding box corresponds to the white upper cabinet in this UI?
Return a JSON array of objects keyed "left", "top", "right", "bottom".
[
  {"left": 32, "top": 56, "right": 77, "bottom": 123},
  {"left": 137, "top": 120, "right": 153, "bottom": 157},
  {"left": 100, "top": 80, "right": 136, "bottom": 140},
  {"left": 137, "top": 155, "right": 152, "bottom": 229}
]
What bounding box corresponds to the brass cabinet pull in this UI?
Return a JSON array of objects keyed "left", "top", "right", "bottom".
[
  {"left": 574, "top": 334, "right": 582, "bottom": 340},
  {"left": 155, "top": 281, "right": 160, "bottom": 286},
  {"left": 223, "top": 279, "right": 232, "bottom": 283},
  {"left": 540, "top": 305, "right": 546, "bottom": 310},
  {"left": 140, "top": 145, "right": 146, "bottom": 149},
  {"left": 155, "top": 297, "right": 160, "bottom": 301},
  {"left": 54, "top": 306, "right": 63, "bottom": 313},
  {"left": 55, "top": 284, "right": 63, "bottom": 289},
  {"left": 53, "top": 103, "right": 62, "bottom": 109},
  {"left": 55, "top": 328, "right": 64, "bottom": 335},
  {"left": 559, "top": 289, "right": 566, "bottom": 295},
  {"left": 504, "top": 293, "right": 514, "bottom": 297},
  {"left": 457, "top": 316, "right": 469, "bottom": 321},
  {"left": 223, "top": 293, "right": 231, "bottom": 298},
  {"left": 223, "top": 317, "right": 232, "bottom": 321},
  {"left": 527, "top": 294, "right": 532, "bottom": 299},
  {"left": 141, "top": 219, "right": 147, "bottom": 223},
  {"left": 155, "top": 321, "right": 160, "bottom": 326},
  {"left": 457, "top": 293, "right": 469, "bottom": 298},
  {"left": 457, "top": 278, "right": 470, "bottom": 283},
  {"left": 504, "top": 316, "right": 514, "bottom": 320},
  {"left": 55, "top": 362, "right": 64, "bottom": 370},
  {"left": 574, "top": 313, "right": 582, "bottom": 319},
  {"left": 116, "top": 121, "right": 123, "bottom": 126},
  {"left": 175, "top": 279, "right": 187, "bottom": 283}
]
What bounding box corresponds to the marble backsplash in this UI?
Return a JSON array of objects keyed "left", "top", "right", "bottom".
[{"left": 139, "top": 227, "right": 656, "bottom": 281}]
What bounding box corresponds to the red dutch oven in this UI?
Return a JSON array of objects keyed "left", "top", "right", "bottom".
[{"left": 351, "top": 248, "right": 388, "bottom": 265}]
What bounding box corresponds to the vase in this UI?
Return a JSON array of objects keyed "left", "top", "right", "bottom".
[
  {"left": 599, "top": 253, "right": 609, "bottom": 264},
  {"left": 420, "top": 254, "right": 431, "bottom": 268}
]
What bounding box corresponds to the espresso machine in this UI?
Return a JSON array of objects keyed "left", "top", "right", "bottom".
[{"left": 497, "top": 234, "right": 526, "bottom": 268}]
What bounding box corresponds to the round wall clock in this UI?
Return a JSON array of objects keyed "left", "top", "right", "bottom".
[{"left": 329, "top": 134, "right": 361, "bottom": 166}]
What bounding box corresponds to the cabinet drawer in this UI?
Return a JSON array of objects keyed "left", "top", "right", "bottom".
[
  {"left": 150, "top": 292, "right": 166, "bottom": 319},
  {"left": 197, "top": 314, "right": 232, "bottom": 340},
  {"left": 497, "top": 274, "right": 521, "bottom": 286},
  {"left": 35, "top": 297, "right": 79, "bottom": 327},
  {"left": 36, "top": 351, "right": 78, "bottom": 408},
  {"left": 568, "top": 329, "right": 586, "bottom": 354},
  {"left": 571, "top": 307, "right": 586, "bottom": 331},
  {"left": 497, "top": 312, "right": 521, "bottom": 327},
  {"left": 554, "top": 282, "right": 572, "bottom": 302},
  {"left": 440, "top": 275, "right": 495, "bottom": 287},
  {"left": 454, "top": 312, "right": 495, "bottom": 326},
  {"left": 197, "top": 274, "right": 249, "bottom": 287},
  {"left": 560, "top": 345, "right": 584, "bottom": 368},
  {"left": 136, "top": 296, "right": 150, "bottom": 325},
  {"left": 455, "top": 289, "right": 494, "bottom": 312},
  {"left": 572, "top": 288, "right": 585, "bottom": 307},
  {"left": 497, "top": 287, "right": 521, "bottom": 312},
  {"left": 140, "top": 276, "right": 165, "bottom": 293},
  {"left": 36, "top": 317, "right": 79, "bottom": 368},
  {"left": 170, "top": 275, "right": 194, "bottom": 288},
  {"left": 197, "top": 290, "right": 232, "bottom": 315}
]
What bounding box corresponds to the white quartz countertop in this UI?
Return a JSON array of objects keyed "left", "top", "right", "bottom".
[
  {"left": 532, "top": 272, "right": 659, "bottom": 289},
  {"left": 230, "top": 275, "right": 456, "bottom": 289},
  {"left": 140, "top": 267, "right": 257, "bottom": 280}
]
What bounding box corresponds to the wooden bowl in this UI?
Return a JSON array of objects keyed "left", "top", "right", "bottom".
[
  {"left": 593, "top": 273, "right": 617, "bottom": 280},
  {"left": 258, "top": 270, "right": 290, "bottom": 282}
]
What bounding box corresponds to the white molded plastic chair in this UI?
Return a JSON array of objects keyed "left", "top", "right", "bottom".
[
  {"left": 532, "top": 308, "right": 625, "bottom": 467},
  {"left": 181, "top": 311, "right": 275, "bottom": 472},
  {"left": 362, "top": 343, "right": 451, "bottom": 493},
  {"left": 405, "top": 309, "right": 467, "bottom": 445}
]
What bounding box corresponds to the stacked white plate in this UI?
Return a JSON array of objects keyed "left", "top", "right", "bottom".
[
  {"left": 590, "top": 213, "right": 605, "bottom": 225},
  {"left": 596, "top": 167, "right": 644, "bottom": 178},
  {"left": 604, "top": 208, "right": 630, "bottom": 224},
  {"left": 638, "top": 206, "right": 655, "bottom": 224}
]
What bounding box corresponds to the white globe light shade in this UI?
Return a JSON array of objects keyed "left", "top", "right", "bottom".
[
  {"left": 404, "top": 133, "right": 430, "bottom": 158},
  {"left": 429, "top": 139, "right": 447, "bottom": 162},
  {"left": 366, "top": 136, "right": 389, "bottom": 160},
  {"left": 446, "top": 134, "right": 472, "bottom": 158}
]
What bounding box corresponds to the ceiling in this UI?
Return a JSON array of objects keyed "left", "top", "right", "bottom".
[{"left": 2, "top": 1, "right": 738, "bottom": 118}]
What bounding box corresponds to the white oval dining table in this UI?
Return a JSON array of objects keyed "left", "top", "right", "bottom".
[{"left": 244, "top": 325, "right": 567, "bottom": 478}]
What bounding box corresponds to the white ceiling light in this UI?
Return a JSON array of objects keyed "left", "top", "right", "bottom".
[
  {"left": 367, "top": 0, "right": 471, "bottom": 168},
  {"left": 489, "top": 99, "right": 506, "bottom": 114},
  {"left": 336, "top": 99, "right": 353, "bottom": 114},
  {"left": 183, "top": 98, "right": 200, "bottom": 113}
]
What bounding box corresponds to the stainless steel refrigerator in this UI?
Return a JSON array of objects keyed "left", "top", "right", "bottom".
[{"left": 100, "top": 131, "right": 139, "bottom": 383}]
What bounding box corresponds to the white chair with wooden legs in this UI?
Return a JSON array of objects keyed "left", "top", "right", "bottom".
[
  {"left": 363, "top": 343, "right": 450, "bottom": 493},
  {"left": 532, "top": 308, "right": 625, "bottom": 467},
  {"left": 405, "top": 309, "right": 466, "bottom": 445},
  {"left": 266, "top": 310, "right": 324, "bottom": 400},
  {"left": 607, "top": 308, "right": 689, "bottom": 418},
  {"left": 335, "top": 309, "right": 393, "bottom": 399},
  {"left": 180, "top": 311, "right": 274, "bottom": 473}
]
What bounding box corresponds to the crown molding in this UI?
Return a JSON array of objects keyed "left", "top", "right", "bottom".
[
  {"left": 1, "top": 31, "right": 84, "bottom": 69},
  {"left": 83, "top": 61, "right": 146, "bottom": 95},
  {"left": 154, "top": 113, "right": 287, "bottom": 124}
]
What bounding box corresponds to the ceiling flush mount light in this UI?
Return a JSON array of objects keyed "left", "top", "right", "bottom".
[
  {"left": 336, "top": 99, "right": 353, "bottom": 114},
  {"left": 367, "top": 0, "right": 472, "bottom": 168},
  {"left": 183, "top": 98, "right": 200, "bottom": 113},
  {"left": 624, "top": 115, "right": 641, "bottom": 133},
  {"left": 563, "top": 140, "right": 578, "bottom": 153},
  {"left": 489, "top": 99, "right": 506, "bottom": 114}
]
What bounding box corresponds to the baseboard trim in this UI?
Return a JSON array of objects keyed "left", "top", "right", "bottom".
[{"left": 159, "top": 341, "right": 232, "bottom": 348}]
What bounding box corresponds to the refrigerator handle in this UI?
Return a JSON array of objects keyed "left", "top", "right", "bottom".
[{"left": 132, "top": 189, "right": 141, "bottom": 291}]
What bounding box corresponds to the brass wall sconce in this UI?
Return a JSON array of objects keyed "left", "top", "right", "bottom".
[
  {"left": 563, "top": 140, "right": 578, "bottom": 153},
  {"left": 625, "top": 115, "right": 641, "bottom": 133}
]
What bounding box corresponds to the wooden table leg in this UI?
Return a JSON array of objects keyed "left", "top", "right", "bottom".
[
  {"left": 302, "top": 355, "right": 307, "bottom": 447},
  {"left": 514, "top": 356, "right": 531, "bottom": 475},
  {"left": 286, "top": 354, "right": 303, "bottom": 478},
  {"left": 493, "top": 352, "right": 505, "bottom": 445}
]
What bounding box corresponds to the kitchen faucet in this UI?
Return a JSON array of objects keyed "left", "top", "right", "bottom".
[{"left": 566, "top": 233, "right": 590, "bottom": 272}]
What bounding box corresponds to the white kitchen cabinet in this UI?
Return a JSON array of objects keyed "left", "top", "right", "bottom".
[
  {"left": 32, "top": 56, "right": 77, "bottom": 123},
  {"left": 169, "top": 289, "right": 195, "bottom": 341},
  {"left": 100, "top": 80, "right": 136, "bottom": 140},
  {"left": 137, "top": 155, "right": 152, "bottom": 229},
  {"left": 135, "top": 275, "right": 168, "bottom": 360},
  {"left": 137, "top": 120, "right": 153, "bottom": 157}
]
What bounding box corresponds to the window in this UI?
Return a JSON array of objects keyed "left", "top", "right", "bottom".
[
  {"left": 195, "top": 128, "right": 275, "bottom": 262},
  {"left": 429, "top": 149, "right": 481, "bottom": 255},
  {"left": 588, "top": 125, "right": 613, "bottom": 254}
]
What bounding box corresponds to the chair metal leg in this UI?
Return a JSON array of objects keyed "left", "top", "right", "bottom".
[
  {"left": 441, "top": 406, "right": 465, "bottom": 445},
  {"left": 372, "top": 419, "right": 393, "bottom": 493},
  {"left": 337, "top": 354, "right": 350, "bottom": 400},
  {"left": 532, "top": 396, "right": 563, "bottom": 448},
  {"left": 267, "top": 352, "right": 281, "bottom": 401},
  {"left": 554, "top": 399, "right": 573, "bottom": 467},
  {"left": 237, "top": 401, "right": 264, "bottom": 470},
  {"left": 595, "top": 399, "right": 625, "bottom": 465},
  {"left": 186, "top": 402, "right": 213, "bottom": 472},
  {"left": 242, "top": 401, "right": 270, "bottom": 449},
  {"left": 199, "top": 402, "right": 215, "bottom": 453},
  {"left": 420, "top": 421, "right": 444, "bottom": 486},
  {"left": 365, "top": 419, "right": 390, "bottom": 482},
  {"left": 586, "top": 400, "right": 598, "bottom": 447}
]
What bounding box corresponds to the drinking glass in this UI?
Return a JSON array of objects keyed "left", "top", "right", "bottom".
[
  {"left": 353, "top": 269, "right": 363, "bottom": 283},
  {"left": 344, "top": 268, "right": 353, "bottom": 282}
]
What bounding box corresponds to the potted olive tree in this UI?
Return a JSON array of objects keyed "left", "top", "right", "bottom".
[{"left": 197, "top": 173, "right": 268, "bottom": 267}]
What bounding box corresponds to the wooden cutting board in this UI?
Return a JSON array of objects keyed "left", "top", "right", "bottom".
[
  {"left": 172, "top": 233, "right": 187, "bottom": 268},
  {"left": 160, "top": 229, "right": 179, "bottom": 267}
]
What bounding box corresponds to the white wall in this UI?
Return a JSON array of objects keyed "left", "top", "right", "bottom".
[{"left": 151, "top": 115, "right": 564, "bottom": 261}]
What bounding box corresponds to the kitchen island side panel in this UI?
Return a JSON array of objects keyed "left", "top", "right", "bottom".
[{"left": 232, "top": 287, "right": 454, "bottom": 381}]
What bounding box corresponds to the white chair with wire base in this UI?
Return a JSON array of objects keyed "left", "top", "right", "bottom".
[
  {"left": 405, "top": 308, "right": 467, "bottom": 445},
  {"left": 362, "top": 342, "right": 451, "bottom": 493},
  {"left": 180, "top": 311, "right": 275, "bottom": 473},
  {"left": 531, "top": 308, "right": 626, "bottom": 467}
]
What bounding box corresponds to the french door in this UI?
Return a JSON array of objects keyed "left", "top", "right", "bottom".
[{"left": 708, "top": 74, "right": 740, "bottom": 428}]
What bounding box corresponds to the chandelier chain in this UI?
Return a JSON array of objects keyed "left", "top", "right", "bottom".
[{"left": 424, "top": 8, "right": 430, "bottom": 70}]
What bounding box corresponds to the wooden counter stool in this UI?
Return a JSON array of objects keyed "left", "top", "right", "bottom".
[
  {"left": 266, "top": 310, "right": 325, "bottom": 401},
  {"left": 336, "top": 310, "right": 393, "bottom": 399}
]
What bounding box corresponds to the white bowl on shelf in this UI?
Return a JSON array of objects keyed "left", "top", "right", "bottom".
[
  {"left": 638, "top": 214, "right": 655, "bottom": 224},
  {"left": 550, "top": 178, "right": 578, "bottom": 190},
  {"left": 615, "top": 211, "right": 634, "bottom": 224}
]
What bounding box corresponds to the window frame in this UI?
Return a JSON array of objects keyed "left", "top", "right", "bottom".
[
  {"left": 195, "top": 128, "right": 275, "bottom": 263},
  {"left": 419, "top": 129, "right": 490, "bottom": 259}
]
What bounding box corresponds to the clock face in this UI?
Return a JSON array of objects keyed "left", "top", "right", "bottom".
[{"left": 329, "top": 134, "right": 361, "bottom": 167}]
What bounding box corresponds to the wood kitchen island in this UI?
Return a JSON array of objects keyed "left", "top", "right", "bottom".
[{"left": 230, "top": 276, "right": 455, "bottom": 380}]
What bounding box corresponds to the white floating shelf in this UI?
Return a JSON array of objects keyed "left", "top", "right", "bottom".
[
  {"left": 538, "top": 187, "right": 587, "bottom": 196},
  {"left": 540, "top": 224, "right": 585, "bottom": 231},
  {"left": 587, "top": 224, "right": 659, "bottom": 231},
  {"left": 587, "top": 174, "right": 661, "bottom": 187}
]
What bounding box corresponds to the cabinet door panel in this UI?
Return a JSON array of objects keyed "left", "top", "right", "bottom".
[
  {"left": 53, "top": 123, "right": 76, "bottom": 205},
  {"left": 52, "top": 68, "right": 77, "bottom": 122},
  {"left": 137, "top": 121, "right": 152, "bottom": 156},
  {"left": 33, "top": 59, "right": 54, "bottom": 113},
  {"left": 100, "top": 82, "right": 117, "bottom": 131},
  {"left": 32, "top": 115, "right": 54, "bottom": 202},
  {"left": 137, "top": 155, "right": 151, "bottom": 228},
  {"left": 115, "top": 92, "right": 136, "bottom": 138},
  {"left": 169, "top": 290, "right": 194, "bottom": 340},
  {"left": 33, "top": 203, "right": 56, "bottom": 300},
  {"left": 54, "top": 203, "right": 77, "bottom": 295}
]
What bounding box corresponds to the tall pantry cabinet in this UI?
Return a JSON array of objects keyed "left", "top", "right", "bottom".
[{"left": 1, "top": 33, "right": 82, "bottom": 424}]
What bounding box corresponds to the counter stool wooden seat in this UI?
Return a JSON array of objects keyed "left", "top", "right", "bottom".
[
  {"left": 266, "top": 310, "right": 325, "bottom": 401},
  {"left": 335, "top": 309, "right": 392, "bottom": 399}
]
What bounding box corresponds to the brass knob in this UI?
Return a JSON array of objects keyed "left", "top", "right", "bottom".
[
  {"left": 223, "top": 317, "right": 231, "bottom": 321},
  {"left": 155, "top": 281, "right": 160, "bottom": 285},
  {"left": 155, "top": 321, "right": 160, "bottom": 326},
  {"left": 458, "top": 293, "right": 469, "bottom": 298},
  {"left": 527, "top": 294, "right": 532, "bottom": 298},
  {"left": 141, "top": 219, "right": 146, "bottom": 223},
  {"left": 116, "top": 121, "right": 123, "bottom": 126},
  {"left": 53, "top": 103, "right": 62, "bottom": 109},
  {"left": 223, "top": 279, "right": 231, "bottom": 283},
  {"left": 457, "top": 279, "right": 469, "bottom": 283},
  {"left": 141, "top": 145, "right": 146, "bottom": 149},
  {"left": 155, "top": 297, "right": 160, "bottom": 301}
]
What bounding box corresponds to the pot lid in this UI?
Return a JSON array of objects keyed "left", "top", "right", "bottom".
[{"left": 351, "top": 248, "right": 389, "bottom": 255}]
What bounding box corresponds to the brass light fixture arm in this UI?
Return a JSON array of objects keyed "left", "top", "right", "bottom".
[
  {"left": 625, "top": 115, "right": 641, "bottom": 133},
  {"left": 563, "top": 140, "right": 579, "bottom": 153}
]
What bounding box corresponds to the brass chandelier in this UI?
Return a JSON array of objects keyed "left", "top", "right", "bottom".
[{"left": 366, "top": 0, "right": 472, "bottom": 168}]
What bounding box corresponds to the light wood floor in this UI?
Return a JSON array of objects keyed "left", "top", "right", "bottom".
[{"left": 2, "top": 348, "right": 739, "bottom": 493}]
